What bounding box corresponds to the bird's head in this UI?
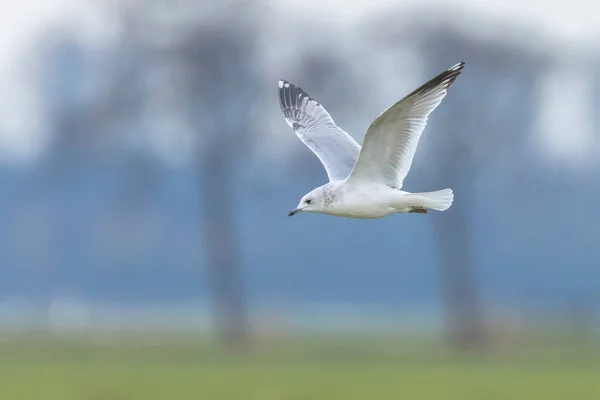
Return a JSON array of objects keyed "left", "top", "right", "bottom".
[{"left": 288, "top": 186, "right": 330, "bottom": 217}]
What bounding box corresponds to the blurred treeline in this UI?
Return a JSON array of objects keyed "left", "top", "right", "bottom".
[{"left": 0, "top": 0, "right": 599, "bottom": 352}]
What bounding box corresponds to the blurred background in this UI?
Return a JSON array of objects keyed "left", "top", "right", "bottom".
[{"left": 0, "top": 0, "right": 599, "bottom": 398}]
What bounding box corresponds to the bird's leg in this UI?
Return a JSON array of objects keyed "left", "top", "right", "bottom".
[{"left": 409, "top": 207, "right": 428, "bottom": 214}]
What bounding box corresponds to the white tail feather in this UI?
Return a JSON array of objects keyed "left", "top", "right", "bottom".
[{"left": 415, "top": 189, "right": 454, "bottom": 211}]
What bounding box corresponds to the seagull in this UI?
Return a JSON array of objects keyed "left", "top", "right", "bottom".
[{"left": 280, "top": 62, "right": 465, "bottom": 219}]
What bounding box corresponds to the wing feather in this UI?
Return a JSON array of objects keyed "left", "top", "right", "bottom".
[
  {"left": 278, "top": 80, "right": 361, "bottom": 182},
  {"left": 348, "top": 62, "right": 465, "bottom": 188}
]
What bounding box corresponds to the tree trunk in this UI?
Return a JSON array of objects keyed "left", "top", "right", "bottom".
[
  {"left": 432, "top": 178, "right": 485, "bottom": 351},
  {"left": 200, "top": 153, "right": 247, "bottom": 349}
]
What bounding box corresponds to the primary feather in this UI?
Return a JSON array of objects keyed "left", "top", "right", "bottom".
[{"left": 278, "top": 80, "right": 361, "bottom": 182}]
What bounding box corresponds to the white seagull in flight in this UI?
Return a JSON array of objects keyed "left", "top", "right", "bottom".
[{"left": 280, "top": 62, "right": 465, "bottom": 219}]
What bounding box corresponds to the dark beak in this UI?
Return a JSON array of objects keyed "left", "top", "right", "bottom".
[{"left": 288, "top": 209, "right": 300, "bottom": 217}]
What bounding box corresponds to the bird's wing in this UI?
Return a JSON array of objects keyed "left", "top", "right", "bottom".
[
  {"left": 279, "top": 80, "right": 361, "bottom": 182},
  {"left": 348, "top": 62, "right": 465, "bottom": 189}
]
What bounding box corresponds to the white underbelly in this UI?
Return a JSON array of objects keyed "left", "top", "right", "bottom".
[
  {"left": 324, "top": 199, "right": 399, "bottom": 219},
  {"left": 319, "top": 183, "right": 413, "bottom": 219}
]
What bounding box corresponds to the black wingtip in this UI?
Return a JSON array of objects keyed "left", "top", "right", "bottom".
[
  {"left": 278, "top": 79, "right": 320, "bottom": 114},
  {"left": 441, "top": 61, "right": 465, "bottom": 88},
  {"left": 439, "top": 61, "right": 465, "bottom": 85},
  {"left": 409, "top": 61, "right": 466, "bottom": 98},
  {"left": 448, "top": 61, "right": 466, "bottom": 71}
]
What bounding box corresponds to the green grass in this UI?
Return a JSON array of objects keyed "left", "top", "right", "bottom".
[{"left": 0, "top": 334, "right": 598, "bottom": 399}]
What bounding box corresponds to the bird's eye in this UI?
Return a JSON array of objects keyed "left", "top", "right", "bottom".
[{"left": 306, "top": 199, "right": 312, "bottom": 204}]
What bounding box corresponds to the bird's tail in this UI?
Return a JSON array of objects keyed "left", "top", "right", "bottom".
[{"left": 413, "top": 189, "right": 454, "bottom": 211}]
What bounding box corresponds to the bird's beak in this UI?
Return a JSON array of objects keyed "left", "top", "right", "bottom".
[{"left": 288, "top": 208, "right": 300, "bottom": 217}]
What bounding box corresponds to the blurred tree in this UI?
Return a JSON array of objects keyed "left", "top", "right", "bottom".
[
  {"left": 29, "top": 30, "right": 91, "bottom": 323},
  {"left": 33, "top": 0, "right": 261, "bottom": 346},
  {"left": 105, "top": 0, "right": 262, "bottom": 347},
  {"left": 38, "top": 23, "right": 161, "bottom": 284},
  {"left": 369, "top": 16, "right": 548, "bottom": 350},
  {"left": 175, "top": 24, "right": 260, "bottom": 347},
  {"left": 416, "top": 25, "right": 547, "bottom": 350}
]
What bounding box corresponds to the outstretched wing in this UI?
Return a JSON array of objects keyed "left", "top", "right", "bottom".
[
  {"left": 348, "top": 62, "right": 465, "bottom": 189},
  {"left": 278, "top": 80, "right": 361, "bottom": 182}
]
